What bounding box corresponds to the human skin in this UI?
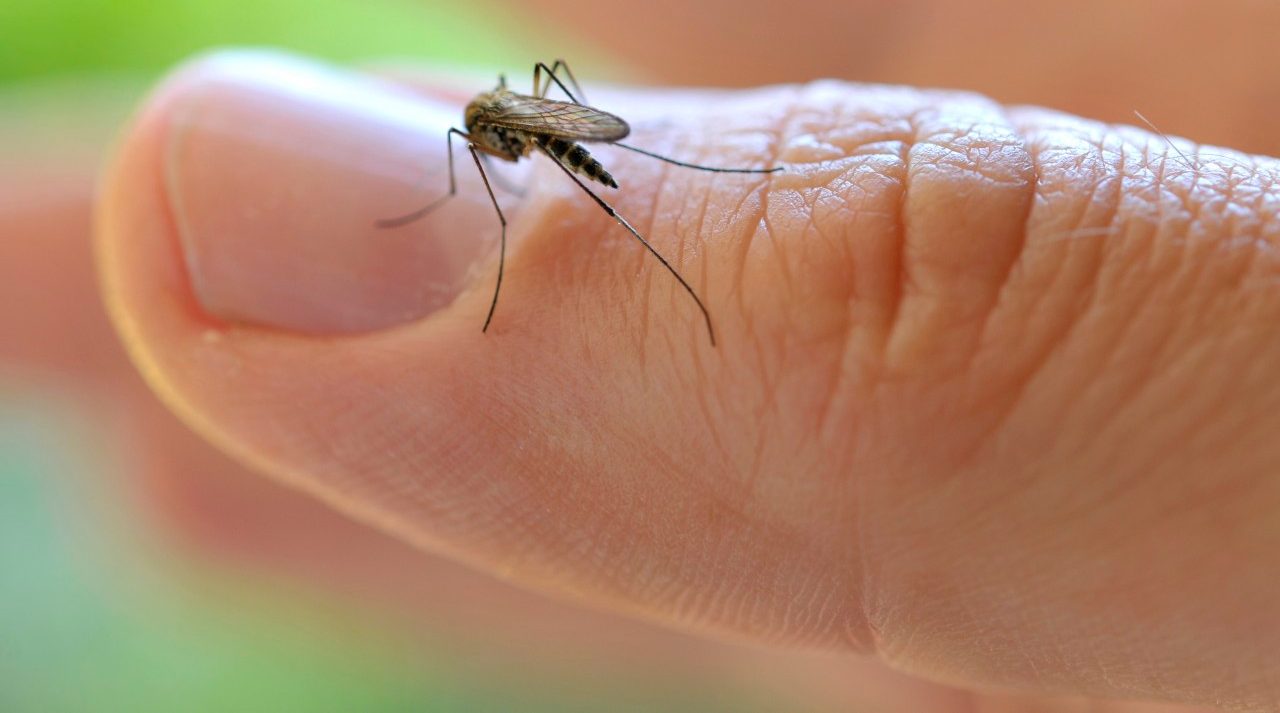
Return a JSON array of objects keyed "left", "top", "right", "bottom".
[
  {"left": 0, "top": 163, "right": 1225, "bottom": 713},
  {"left": 87, "top": 44, "right": 1280, "bottom": 713}
]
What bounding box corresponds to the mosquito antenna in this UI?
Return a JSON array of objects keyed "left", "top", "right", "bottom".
[
  {"left": 613, "top": 142, "right": 783, "bottom": 174},
  {"left": 377, "top": 127, "right": 470, "bottom": 228},
  {"left": 1133, "top": 110, "right": 1195, "bottom": 171},
  {"left": 539, "top": 145, "right": 717, "bottom": 346}
]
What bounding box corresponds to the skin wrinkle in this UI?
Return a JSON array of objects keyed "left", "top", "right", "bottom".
[
  {"left": 953, "top": 200, "right": 1042, "bottom": 467},
  {"left": 802, "top": 103, "right": 862, "bottom": 436},
  {"left": 793, "top": 179, "right": 834, "bottom": 407},
  {"left": 246, "top": 348, "right": 502, "bottom": 553},
  {"left": 640, "top": 131, "right": 688, "bottom": 343},
  {"left": 720, "top": 179, "right": 785, "bottom": 381},
  {"left": 600, "top": 172, "right": 653, "bottom": 351},
  {"left": 683, "top": 149, "right": 715, "bottom": 340},
  {"left": 1132, "top": 361, "right": 1255, "bottom": 508},
  {"left": 922, "top": 121, "right": 1032, "bottom": 302},
  {"left": 972, "top": 110, "right": 1039, "bottom": 365},
  {"left": 1016, "top": 127, "right": 1119, "bottom": 253},
  {"left": 737, "top": 247, "right": 773, "bottom": 476},
  {"left": 496, "top": 188, "right": 584, "bottom": 341},
  {"left": 1137, "top": 255, "right": 1221, "bottom": 413},
  {"left": 749, "top": 561, "right": 798, "bottom": 642},
  {"left": 694, "top": 89, "right": 826, "bottom": 501},
  {"left": 893, "top": 150, "right": 1010, "bottom": 375},
  {"left": 1013, "top": 130, "right": 1129, "bottom": 455},
  {"left": 975, "top": 152, "right": 1080, "bottom": 364},
  {"left": 758, "top": 189, "right": 792, "bottom": 299},
  {"left": 742, "top": 83, "right": 802, "bottom": 342},
  {"left": 690, "top": 357, "right": 733, "bottom": 486},
  {"left": 636, "top": 218, "right": 653, "bottom": 369},
  {"left": 546, "top": 145, "right": 650, "bottom": 347},
  {"left": 1215, "top": 154, "right": 1270, "bottom": 291},
  {"left": 721, "top": 87, "right": 942, "bottom": 650},
  {"left": 394, "top": 421, "right": 542, "bottom": 538},
  {"left": 874, "top": 109, "right": 1039, "bottom": 474},
  {"left": 724, "top": 169, "right": 767, "bottom": 338},
  {"left": 381, "top": 349, "right": 603, "bottom": 549},
  {"left": 883, "top": 111, "right": 918, "bottom": 364},
  {"left": 520, "top": 472, "right": 650, "bottom": 592},
  {"left": 962, "top": 134, "right": 1182, "bottom": 465},
  {"left": 745, "top": 366, "right": 772, "bottom": 495},
  {"left": 656, "top": 139, "right": 721, "bottom": 447},
  {"left": 809, "top": 571, "right": 851, "bottom": 647},
  {"left": 993, "top": 136, "right": 1274, "bottom": 701},
  {"left": 563, "top": 374, "right": 851, "bottom": 644},
  {"left": 811, "top": 175, "right": 873, "bottom": 437},
  {"left": 1240, "top": 178, "right": 1280, "bottom": 295},
  {"left": 1067, "top": 410, "right": 1221, "bottom": 557},
  {"left": 811, "top": 238, "right": 852, "bottom": 436},
  {"left": 663, "top": 125, "right": 773, "bottom": 357},
  {"left": 1085, "top": 145, "right": 1234, "bottom": 479},
  {"left": 1143, "top": 145, "right": 1203, "bottom": 316},
  {"left": 609, "top": 135, "right": 670, "bottom": 358},
  {"left": 770, "top": 99, "right": 908, "bottom": 440},
  {"left": 756, "top": 351, "right": 791, "bottom": 496}
]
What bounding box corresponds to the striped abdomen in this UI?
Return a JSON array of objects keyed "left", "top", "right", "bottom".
[{"left": 538, "top": 137, "right": 618, "bottom": 189}]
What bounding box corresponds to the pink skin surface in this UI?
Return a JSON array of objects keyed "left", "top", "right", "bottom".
[{"left": 91, "top": 48, "right": 1280, "bottom": 711}]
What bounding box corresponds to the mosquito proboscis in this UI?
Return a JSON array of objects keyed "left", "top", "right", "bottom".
[{"left": 377, "top": 59, "right": 784, "bottom": 347}]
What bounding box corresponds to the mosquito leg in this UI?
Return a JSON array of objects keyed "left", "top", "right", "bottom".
[
  {"left": 376, "top": 127, "right": 471, "bottom": 228},
  {"left": 613, "top": 142, "right": 784, "bottom": 174},
  {"left": 533, "top": 61, "right": 587, "bottom": 105},
  {"left": 552, "top": 60, "right": 587, "bottom": 104},
  {"left": 532, "top": 63, "right": 547, "bottom": 99},
  {"left": 547, "top": 59, "right": 588, "bottom": 104},
  {"left": 468, "top": 144, "right": 508, "bottom": 333},
  {"left": 480, "top": 153, "right": 527, "bottom": 198},
  {"left": 538, "top": 146, "right": 716, "bottom": 346}
]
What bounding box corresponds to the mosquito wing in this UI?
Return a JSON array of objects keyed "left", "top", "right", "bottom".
[{"left": 478, "top": 95, "right": 630, "bottom": 142}]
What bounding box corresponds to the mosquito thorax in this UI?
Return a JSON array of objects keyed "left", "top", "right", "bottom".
[{"left": 464, "top": 89, "right": 512, "bottom": 131}]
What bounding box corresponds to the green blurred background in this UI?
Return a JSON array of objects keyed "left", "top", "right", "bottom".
[{"left": 1, "top": 0, "right": 536, "bottom": 81}]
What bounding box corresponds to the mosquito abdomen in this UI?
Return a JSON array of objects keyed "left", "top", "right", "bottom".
[{"left": 539, "top": 137, "right": 618, "bottom": 189}]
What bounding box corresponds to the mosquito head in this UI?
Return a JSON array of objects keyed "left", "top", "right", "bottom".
[{"left": 464, "top": 92, "right": 494, "bottom": 133}]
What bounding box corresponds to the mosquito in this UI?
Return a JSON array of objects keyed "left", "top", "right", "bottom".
[{"left": 376, "top": 59, "right": 783, "bottom": 346}]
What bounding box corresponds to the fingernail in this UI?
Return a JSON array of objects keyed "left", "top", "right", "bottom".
[{"left": 163, "top": 51, "right": 493, "bottom": 333}]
